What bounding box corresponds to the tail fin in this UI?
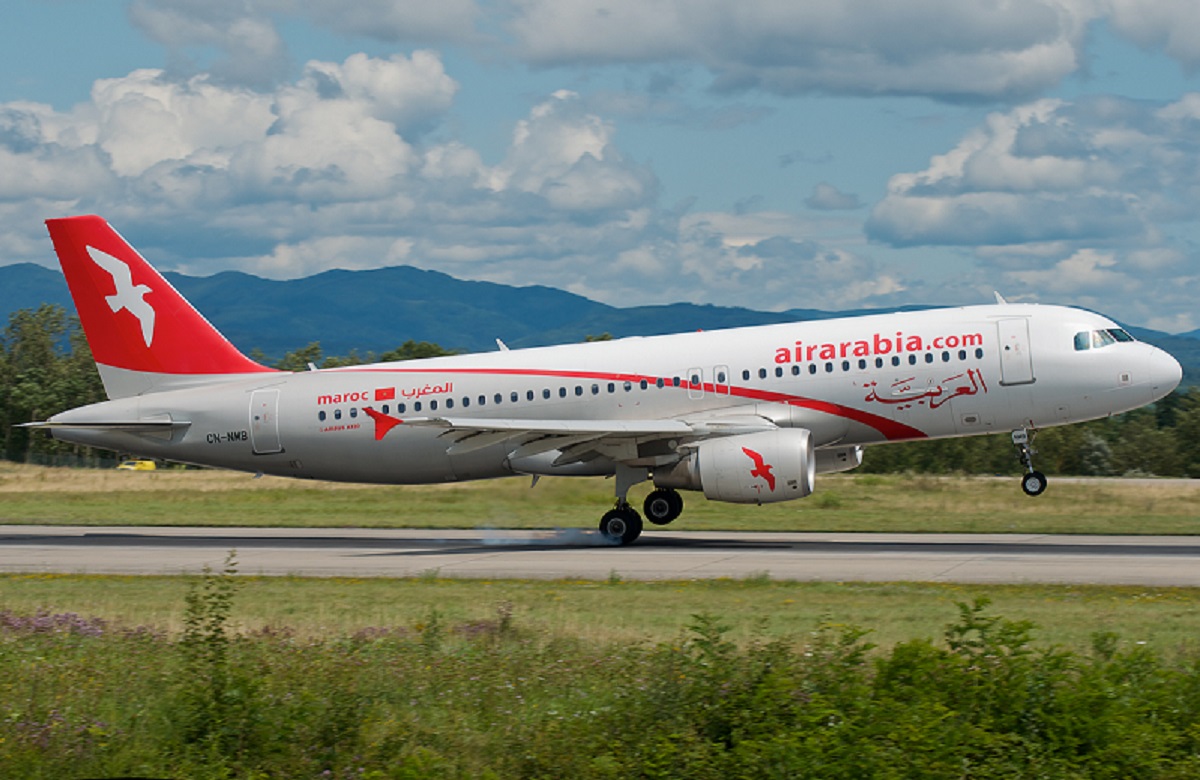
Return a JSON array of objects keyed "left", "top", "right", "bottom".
[{"left": 45, "top": 215, "right": 277, "bottom": 398}]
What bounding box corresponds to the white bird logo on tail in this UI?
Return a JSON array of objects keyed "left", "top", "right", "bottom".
[{"left": 86, "top": 246, "right": 156, "bottom": 347}]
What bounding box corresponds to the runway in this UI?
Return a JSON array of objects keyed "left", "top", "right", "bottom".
[{"left": 4, "top": 525, "right": 1200, "bottom": 585}]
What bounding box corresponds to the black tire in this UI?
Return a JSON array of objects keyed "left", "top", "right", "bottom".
[
  {"left": 643, "top": 489, "right": 684, "bottom": 526},
  {"left": 599, "top": 508, "right": 644, "bottom": 545},
  {"left": 1021, "top": 470, "right": 1047, "bottom": 497}
]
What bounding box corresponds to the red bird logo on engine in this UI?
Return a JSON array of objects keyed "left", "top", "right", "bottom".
[{"left": 741, "top": 447, "right": 776, "bottom": 491}]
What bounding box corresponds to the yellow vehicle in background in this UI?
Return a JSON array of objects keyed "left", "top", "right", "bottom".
[{"left": 116, "top": 459, "right": 157, "bottom": 471}]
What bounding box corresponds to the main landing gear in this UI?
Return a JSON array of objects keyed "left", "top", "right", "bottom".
[
  {"left": 599, "top": 504, "right": 643, "bottom": 546},
  {"left": 599, "top": 466, "right": 685, "bottom": 545},
  {"left": 643, "top": 488, "right": 684, "bottom": 526},
  {"left": 1012, "top": 428, "right": 1047, "bottom": 497}
]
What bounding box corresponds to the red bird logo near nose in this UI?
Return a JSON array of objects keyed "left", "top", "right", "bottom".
[{"left": 741, "top": 447, "right": 776, "bottom": 491}]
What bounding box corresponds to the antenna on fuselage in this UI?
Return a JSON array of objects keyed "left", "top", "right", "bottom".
[
  {"left": 993, "top": 291, "right": 1009, "bottom": 305},
  {"left": 496, "top": 338, "right": 509, "bottom": 351}
]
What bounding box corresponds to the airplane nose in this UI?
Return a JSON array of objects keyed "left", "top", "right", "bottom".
[{"left": 1146, "top": 347, "right": 1183, "bottom": 401}]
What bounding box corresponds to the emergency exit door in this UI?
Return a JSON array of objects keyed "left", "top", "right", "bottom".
[{"left": 250, "top": 389, "right": 282, "bottom": 454}]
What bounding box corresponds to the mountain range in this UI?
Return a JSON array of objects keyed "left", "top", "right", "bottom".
[{"left": 2, "top": 262, "right": 1197, "bottom": 384}]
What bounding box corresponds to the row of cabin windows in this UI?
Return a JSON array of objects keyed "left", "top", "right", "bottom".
[
  {"left": 743, "top": 348, "right": 986, "bottom": 382},
  {"left": 315, "top": 349, "right": 987, "bottom": 422},
  {"left": 318, "top": 378, "right": 687, "bottom": 421}
]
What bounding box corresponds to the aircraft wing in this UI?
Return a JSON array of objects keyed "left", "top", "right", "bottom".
[{"left": 398, "top": 414, "right": 780, "bottom": 463}]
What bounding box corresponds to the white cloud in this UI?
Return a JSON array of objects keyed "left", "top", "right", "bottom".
[
  {"left": 1108, "top": 0, "right": 1200, "bottom": 68},
  {"left": 129, "top": 0, "right": 290, "bottom": 88},
  {"left": 129, "top": 0, "right": 480, "bottom": 89},
  {"left": 301, "top": 52, "right": 458, "bottom": 133},
  {"left": 305, "top": 0, "right": 480, "bottom": 44},
  {"left": 88, "top": 69, "right": 275, "bottom": 177},
  {"left": 120, "top": 0, "right": 1200, "bottom": 106},
  {"left": 862, "top": 94, "right": 1200, "bottom": 329},
  {"left": 487, "top": 91, "right": 656, "bottom": 212},
  {"left": 805, "top": 182, "right": 862, "bottom": 211},
  {"left": 866, "top": 94, "right": 1200, "bottom": 247},
  {"left": 506, "top": 0, "right": 1095, "bottom": 101}
]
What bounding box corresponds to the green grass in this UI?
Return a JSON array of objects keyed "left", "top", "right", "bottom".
[
  {"left": 0, "top": 464, "right": 1197, "bottom": 534},
  {"left": 4, "top": 573, "right": 1200, "bottom": 654},
  {"left": 7, "top": 574, "right": 1200, "bottom": 778}
]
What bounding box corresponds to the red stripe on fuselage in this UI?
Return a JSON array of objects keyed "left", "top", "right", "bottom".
[{"left": 330, "top": 366, "right": 928, "bottom": 441}]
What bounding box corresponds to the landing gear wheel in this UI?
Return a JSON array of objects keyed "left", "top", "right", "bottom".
[
  {"left": 1021, "top": 470, "right": 1047, "bottom": 497},
  {"left": 599, "top": 507, "right": 643, "bottom": 545},
  {"left": 643, "top": 489, "right": 684, "bottom": 526}
]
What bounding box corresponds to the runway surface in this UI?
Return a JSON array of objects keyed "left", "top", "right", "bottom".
[{"left": 4, "top": 525, "right": 1200, "bottom": 585}]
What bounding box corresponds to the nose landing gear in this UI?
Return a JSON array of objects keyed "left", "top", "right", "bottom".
[{"left": 1012, "top": 428, "right": 1047, "bottom": 496}]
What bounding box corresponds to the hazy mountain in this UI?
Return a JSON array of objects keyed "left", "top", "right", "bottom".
[{"left": 2, "top": 263, "right": 1196, "bottom": 385}]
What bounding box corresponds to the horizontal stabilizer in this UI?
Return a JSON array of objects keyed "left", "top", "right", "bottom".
[{"left": 20, "top": 420, "right": 189, "bottom": 432}]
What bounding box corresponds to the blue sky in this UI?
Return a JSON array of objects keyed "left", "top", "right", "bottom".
[{"left": 2, "top": 1, "right": 1199, "bottom": 333}]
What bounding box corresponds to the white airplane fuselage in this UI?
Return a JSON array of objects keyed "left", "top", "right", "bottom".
[{"left": 51, "top": 303, "right": 1180, "bottom": 485}]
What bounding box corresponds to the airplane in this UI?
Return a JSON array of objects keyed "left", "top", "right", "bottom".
[{"left": 27, "top": 215, "right": 1184, "bottom": 545}]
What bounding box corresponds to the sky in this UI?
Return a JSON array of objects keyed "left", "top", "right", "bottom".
[{"left": 2, "top": 1, "right": 1200, "bottom": 333}]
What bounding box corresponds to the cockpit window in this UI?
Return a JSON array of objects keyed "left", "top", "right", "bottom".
[{"left": 1074, "top": 328, "right": 1136, "bottom": 351}]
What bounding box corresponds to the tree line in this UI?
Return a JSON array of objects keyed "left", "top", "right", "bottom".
[{"left": 2, "top": 304, "right": 1198, "bottom": 476}]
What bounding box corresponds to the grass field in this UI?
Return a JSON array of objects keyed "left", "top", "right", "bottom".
[
  {"left": 0, "top": 462, "right": 1197, "bottom": 534},
  {"left": 4, "top": 573, "right": 1200, "bottom": 655}
]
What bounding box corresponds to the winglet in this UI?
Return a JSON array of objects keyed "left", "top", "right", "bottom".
[{"left": 45, "top": 215, "right": 276, "bottom": 398}]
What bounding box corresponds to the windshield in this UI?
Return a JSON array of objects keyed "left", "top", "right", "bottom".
[{"left": 1073, "top": 328, "right": 1136, "bottom": 351}]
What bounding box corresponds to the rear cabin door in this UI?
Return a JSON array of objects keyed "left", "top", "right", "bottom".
[
  {"left": 249, "top": 389, "right": 283, "bottom": 454},
  {"left": 996, "top": 318, "right": 1035, "bottom": 386}
]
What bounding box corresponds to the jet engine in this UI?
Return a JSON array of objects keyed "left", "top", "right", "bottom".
[{"left": 653, "top": 428, "right": 814, "bottom": 504}]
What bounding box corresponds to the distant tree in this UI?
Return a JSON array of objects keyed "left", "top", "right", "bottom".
[
  {"left": 378, "top": 340, "right": 456, "bottom": 362},
  {"left": 273, "top": 342, "right": 325, "bottom": 372},
  {"left": 1176, "top": 387, "right": 1200, "bottom": 477},
  {"left": 1076, "top": 431, "right": 1114, "bottom": 476},
  {"left": 320, "top": 349, "right": 372, "bottom": 368},
  {"left": 1107, "top": 407, "right": 1183, "bottom": 476},
  {"left": 1, "top": 305, "right": 105, "bottom": 462},
  {"left": 585, "top": 333, "right": 613, "bottom": 342},
  {"left": 270, "top": 340, "right": 454, "bottom": 372}
]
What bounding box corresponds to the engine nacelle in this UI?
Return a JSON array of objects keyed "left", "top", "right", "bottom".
[{"left": 653, "top": 429, "right": 815, "bottom": 504}]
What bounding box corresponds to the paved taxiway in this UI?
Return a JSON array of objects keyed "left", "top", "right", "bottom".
[{"left": 4, "top": 525, "right": 1200, "bottom": 585}]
